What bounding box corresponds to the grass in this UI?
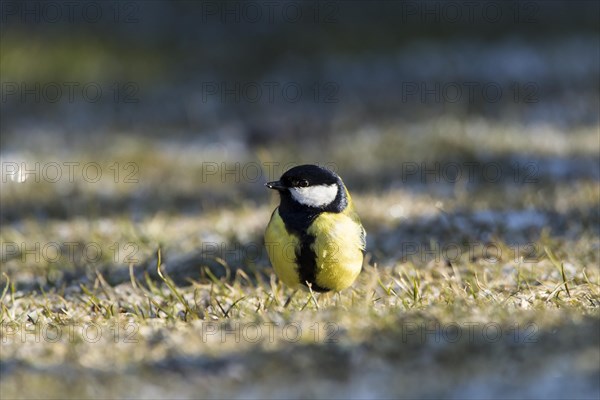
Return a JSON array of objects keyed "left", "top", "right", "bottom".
[{"left": 1, "top": 121, "right": 599, "bottom": 399}]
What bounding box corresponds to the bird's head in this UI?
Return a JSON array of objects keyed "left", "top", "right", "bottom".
[{"left": 266, "top": 164, "right": 347, "bottom": 212}]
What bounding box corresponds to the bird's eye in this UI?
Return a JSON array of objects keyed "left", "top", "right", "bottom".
[{"left": 298, "top": 179, "right": 309, "bottom": 187}]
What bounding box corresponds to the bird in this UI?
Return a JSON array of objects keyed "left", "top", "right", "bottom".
[{"left": 264, "top": 164, "right": 365, "bottom": 293}]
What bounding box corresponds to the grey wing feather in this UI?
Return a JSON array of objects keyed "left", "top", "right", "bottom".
[{"left": 359, "top": 224, "right": 367, "bottom": 252}]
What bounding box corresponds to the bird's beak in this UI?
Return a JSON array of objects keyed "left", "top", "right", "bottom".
[{"left": 265, "top": 180, "right": 286, "bottom": 191}]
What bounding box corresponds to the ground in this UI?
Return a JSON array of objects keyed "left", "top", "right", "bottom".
[{"left": 1, "top": 120, "right": 598, "bottom": 399}]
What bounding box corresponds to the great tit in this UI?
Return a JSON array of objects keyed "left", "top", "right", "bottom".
[{"left": 264, "top": 164, "right": 366, "bottom": 292}]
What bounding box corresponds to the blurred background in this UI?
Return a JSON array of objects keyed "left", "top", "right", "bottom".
[
  {"left": 2, "top": 0, "right": 598, "bottom": 220},
  {"left": 1, "top": 1, "right": 599, "bottom": 399}
]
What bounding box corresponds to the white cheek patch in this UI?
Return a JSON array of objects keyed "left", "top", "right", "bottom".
[{"left": 290, "top": 184, "right": 338, "bottom": 207}]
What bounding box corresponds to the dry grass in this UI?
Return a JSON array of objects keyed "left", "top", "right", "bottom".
[{"left": 1, "top": 121, "right": 599, "bottom": 399}]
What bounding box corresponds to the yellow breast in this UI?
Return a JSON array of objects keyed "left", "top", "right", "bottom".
[
  {"left": 265, "top": 206, "right": 365, "bottom": 292},
  {"left": 307, "top": 211, "right": 364, "bottom": 291},
  {"left": 264, "top": 208, "right": 303, "bottom": 289}
]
